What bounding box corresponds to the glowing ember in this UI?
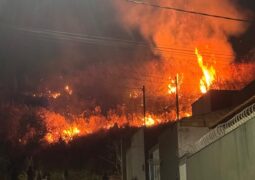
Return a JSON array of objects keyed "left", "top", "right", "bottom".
[
  {"left": 184, "top": 112, "right": 192, "bottom": 117},
  {"left": 195, "top": 48, "right": 216, "bottom": 93},
  {"left": 65, "top": 85, "right": 73, "bottom": 95},
  {"left": 129, "top": 90, "right": 140, "bottom": 98},
  {"left": 45, "top": 133, "right": 54, "bottom": 144},
  {"left": 50, "top": 92, "right": 61, "bottom": 99}
]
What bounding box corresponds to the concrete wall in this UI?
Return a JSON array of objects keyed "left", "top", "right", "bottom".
[
  {"left": 178, "top": 126, "right": 209, "bottom": 157},
  {"left": 187, "top": 116, "right": 255, "bottom": 180},
  {"left": 148, "top": 147, "right": 160, "bottom": 180},
  {"left": 192, "top": 90, "right": 236, "bottom": 116},
  {"left": 158, "top": 123, "right": 179, "bottom": 180},
  {"left": 179, "top": 163, "right": 187, "bottom": 180},
  {"left": 126, "top": 129, "right": 146, "bottom": 180}
]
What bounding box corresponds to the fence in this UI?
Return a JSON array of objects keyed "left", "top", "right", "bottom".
[{"left": 189, "top": 103, "right": 255, "bottom": 154}]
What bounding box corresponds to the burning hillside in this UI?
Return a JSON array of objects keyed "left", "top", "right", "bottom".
[
  {"left": 21, "top": 47, "right": 254, "bottom": 144},
  {"left": 40, "top": 108, "right": 167, "bottom": 143},
  {"left": 0, "top": 0, "right": 254, "bottom": 145}
]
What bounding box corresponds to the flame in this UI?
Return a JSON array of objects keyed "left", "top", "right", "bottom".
[
  {"left": 195, "top": 48, "right": 216, "bottom": 93},
  {"left": 184, "top": 112, "right": 192, "bottom": 117},
  {"left": 168, "top": 79, "right": 176, "bottom": 94},
  {"left": 44, "top": 125, "right": 82, "bottom": 143},
  {"left": 38, "top": 107, "right": 171, "bottom": 144},
  {"left": 45, "top": 133, "right": 54, "bottom": 144},
  {"left": 62, "top": 126, "right": 80, "bottom": 141},
  {"left": 144, "top": 115, "right": 155, "bottom": 127}
]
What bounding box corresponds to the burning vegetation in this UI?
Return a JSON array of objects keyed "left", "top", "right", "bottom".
[
  {"left": 0, "top": 0, "right": 254, "bottom": 146},
  {"left": 25, "top": 45, "right": 254, "bottom": 144},
  {"left": 39, "top": 107, "right": 167, "bottom": 144},
  {"left": 0, "top": 0, "right": 254, "bottom": 179}
]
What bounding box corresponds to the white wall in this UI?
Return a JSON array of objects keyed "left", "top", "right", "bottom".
[
  {"left": 179, "top": 163, "right": 187, "bottom": 180},
  {"left": 187, "top": 116, "right": 255, "bottom": 180},
  {"left": 178, "top": 126, "right": 209, "bottom": 157},
  {"left": 126, "top": 129, "right": 146, "bottom": 180}
]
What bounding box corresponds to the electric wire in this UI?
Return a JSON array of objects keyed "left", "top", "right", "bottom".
[
  {"left": 14, "top": 26, "right": 236, "bottom": 59},
  {"left": 126, "top": 0, "right": 252, "bottom": 23}
]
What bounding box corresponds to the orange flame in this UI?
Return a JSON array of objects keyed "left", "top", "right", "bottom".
[
  {"left": 195, "top": 48, "right": 216, "bottom": 93},
  {"left": 168, "top": 78, "right": 176, "bottom": 94},
  {"left": 38, "top": 107, "right": 171, "bottom": 144},
  {"left": 144, "top": 115, "right": 155, "bottom": 127}
]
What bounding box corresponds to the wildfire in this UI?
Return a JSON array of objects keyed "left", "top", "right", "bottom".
[
  {"left": 195, "top": 48, "right": 216, "bottom": 93},
  {"left": 38, "top": 107, "right": 169, "bottom": 144},
  {"left": 44, "top": 126, "right": 82, "bottom": 143}
]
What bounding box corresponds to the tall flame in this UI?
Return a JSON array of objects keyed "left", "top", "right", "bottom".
[{"left": 195, "top": 48, "right": 216, "bottom": 93}]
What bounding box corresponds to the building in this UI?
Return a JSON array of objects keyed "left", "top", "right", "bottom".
[
  {"left": 184, "top": 96, "right": 255, "bottom": 180},
  {"left": 122, "top": 80, "right": 255, "bottom": 180}
]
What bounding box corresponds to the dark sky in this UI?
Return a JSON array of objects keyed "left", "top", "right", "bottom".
[
  {"left": 0, "top": 0, "right": 254, "bottom": 109},
  {"left": 231, "top": 0, "right": 255, "bottom": 60}
]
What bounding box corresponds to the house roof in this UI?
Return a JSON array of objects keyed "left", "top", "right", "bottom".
[
  {"left": 186, "top": 80, "right": 255, "bottom": 128},
  {"left": 211, "top": 95, "right": 255, "bottom": 128}
]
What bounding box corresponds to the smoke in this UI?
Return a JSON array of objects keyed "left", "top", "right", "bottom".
[
  {"left": 0, "top": 0, "right": 149, "bottom": 112},
  {"left": 112, "top": 0, "right": 255, "bottom": 90},
  {"left": 0, "top": 0, "right": 254, "bottom": 144},
  {"left": 114, "top": 0, "right": 249, "bottom": 57}
]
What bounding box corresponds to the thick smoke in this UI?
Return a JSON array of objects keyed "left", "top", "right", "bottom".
[
  {"left": 114, "top": 0, "right": 249, "bottom": 56},
  {"left": 113, "top": 0, "right": 255, "bottom": 93}
]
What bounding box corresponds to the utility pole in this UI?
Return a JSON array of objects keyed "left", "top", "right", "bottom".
[
  {"left": 175, "top": 75, "right": 180, "bottom": 120},
  {"left": 142, "top": 85, "right": 146, "bottom": 126}
]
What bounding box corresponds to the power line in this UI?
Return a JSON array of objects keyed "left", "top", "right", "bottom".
[
  {"left": 46, "top": 28, "right": 235, "bottom": 56},
  {"left": 5, "top": 26, "right": 246, "bottom": 87},
  {"left": 0, "top": 23, "right": 239, "bottom": 61},
  {"left": 37, "top": 27, "right": 235, "bottom": 56},
  {"left": 2, "top": 24, "right": 243, "bottom": 65},
  {"left": 1, "top": 23, "right": 234, "bottom": 57},
  {"left": 126, "top": 0, "right": 252, "bottom": 23},
  {"left": 12, "top": 25, "right": 236, "bottom": 58}
]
